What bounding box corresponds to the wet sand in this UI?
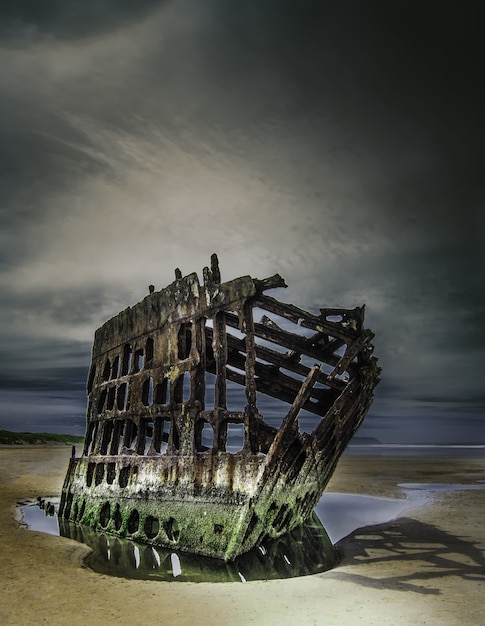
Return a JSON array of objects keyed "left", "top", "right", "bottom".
[{"left": 1, "top": 447, "right": 484, "bottom": 625}]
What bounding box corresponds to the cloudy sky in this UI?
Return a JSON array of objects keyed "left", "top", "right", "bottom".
[{"left": 0, "top": 0, "right": 483, "bottom": 443}]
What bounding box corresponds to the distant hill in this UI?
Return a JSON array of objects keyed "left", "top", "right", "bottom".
[{"left": 0, "top": 430, "right": 84, "bottom": 446}]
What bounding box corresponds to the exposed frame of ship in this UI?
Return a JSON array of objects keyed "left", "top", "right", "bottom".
[{"left": 60, "top": 254, "right": 380, "bottom": 561}]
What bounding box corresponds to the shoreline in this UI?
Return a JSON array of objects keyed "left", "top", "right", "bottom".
[
  {"left": 1, "top": 448, "right": 484, "bottom": 625},
  {"left": 0, "top": 443, "right": 79, "bottom": 449}
]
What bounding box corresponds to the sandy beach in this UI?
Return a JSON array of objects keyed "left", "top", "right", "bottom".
[{"left": 1, "top": 447, "right": 484, "bottom": 625}]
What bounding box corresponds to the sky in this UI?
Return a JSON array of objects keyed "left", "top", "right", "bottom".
[{"left": 0, "top": 0, "right": 484, "bottom": 443}]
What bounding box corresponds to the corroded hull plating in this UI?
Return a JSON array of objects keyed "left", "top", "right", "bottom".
[{"left": 59, "top": 255, "right": 380, "bottom": 561}]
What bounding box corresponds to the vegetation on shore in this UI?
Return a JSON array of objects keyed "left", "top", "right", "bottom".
[{"left": 0, "top": 430, "right": 84, "bottom": 446}]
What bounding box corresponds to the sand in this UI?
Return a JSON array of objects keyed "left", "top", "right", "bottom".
[{"left": 1, "top": 447, "right": 484, "bottom": 625}]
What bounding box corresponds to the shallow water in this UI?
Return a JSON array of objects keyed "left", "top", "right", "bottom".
[
  {"left": 19, "top": 500, "right": 337, "bottom": 582},
  {"left": 19, "top": 488, "right": 429, "bottom": 583},
  {"left": 316, "top": 490, "right": 429, "bottom": 543}
]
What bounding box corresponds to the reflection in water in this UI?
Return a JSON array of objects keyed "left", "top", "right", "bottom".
[
  {"left": 20, "top": 499, "right": 337, "bottom": 582},
  {"left": 58, "top": 512, "right": 337, "bottom": 582},
  {"left": 21, "top": 485, "right": 439, "bottom": 582}
]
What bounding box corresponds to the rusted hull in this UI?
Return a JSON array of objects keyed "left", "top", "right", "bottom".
[{"left": 59, "top": 255, "right": 380, "bottom": 561}]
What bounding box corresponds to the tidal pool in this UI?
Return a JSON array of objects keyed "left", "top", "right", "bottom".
[
  {"left": 19, "top": 489, "right": 428, "bottom": 583},
  {"left": 19, "top": 499, "right": 336, "bottom": 582}
]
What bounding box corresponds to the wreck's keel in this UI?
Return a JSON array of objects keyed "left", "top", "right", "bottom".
[{"left": 59, "top": 255, "right": 380, "bottom": 561}]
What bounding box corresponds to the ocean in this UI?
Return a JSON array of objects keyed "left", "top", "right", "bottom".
[{"left": 346, "top": 444, "right": 485, "bottom": 457}]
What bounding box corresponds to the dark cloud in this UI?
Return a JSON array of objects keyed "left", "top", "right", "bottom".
[
  {"left": 0, "top": 0, "right": 167, "bottom": 40},
  {"left": 0, "top": 367, "right": 87, "bottom": 393},
  {"left": 0, "top": 0, "right": 483, "bottom": 441}
]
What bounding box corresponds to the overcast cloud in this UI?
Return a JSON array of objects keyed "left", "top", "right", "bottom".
[{"left": 0, "top": 0, "right": 483, "bottom": 442}]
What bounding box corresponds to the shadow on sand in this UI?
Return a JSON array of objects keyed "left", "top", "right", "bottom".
[{"left": 333, "top": 517, "right": 485, "bottom": 595}]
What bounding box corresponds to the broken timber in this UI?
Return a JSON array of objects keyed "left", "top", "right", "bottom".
[{"left": 59, "top": 255, "right": 380, "bottom": 561}]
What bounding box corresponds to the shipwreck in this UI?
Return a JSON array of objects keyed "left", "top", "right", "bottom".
[{"left": 59, "top": 255, "right": 380, "bottom": 561}]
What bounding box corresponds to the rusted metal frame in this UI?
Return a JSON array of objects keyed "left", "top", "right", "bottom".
[
  {"left": 254, "top": 365, "right": 321, "bottom": 491},
  {"left": 313, "top": 391, "right": 371, "bottom": 490},
  {"left": 206, "top": 325, "right": 347, "bottom": 392},
  {"left": 270, "top": 364, "right": 320, "bottom": 484},
  {"left": 161, "top": 422, "right": 171, "bottom": 444},
  {"left": 150, "top": 417, "right": 162, "bottom": 453},
  {"left": 241, "top": 300, "right": 258, "bottom": 452},
  {"left": 205, "top": 344, "right": 336, "bottom": 418},
  {"left": 109, "top": 420, "right": 123, "bottom": 455},
  {"left": 328, "top": 329, "right": 375, "bottom": 381},
  {"left": 254, "top": 295, "right": 360, "bottom": 341},
  {"left": 170, "top": 373, "right": 182, "bottom": 406},
  {"left": 168, "top": 413, "right": 181, "bottom": 451},
  {"left": 277, "top": 430, "right": 320, "bottom": 495},
  {"left": 271, "top": 365, "right": 320, "bottom": 453},
  {"left": 241, "top": 301, "right": 257, "bottom": 411},
  {"left": 197, "top": 409, "right": 246, "bottom": 425},
  {"left": 212, "top": 311, "right": 228, "bottom": 410},
  {"left": 89, "top": 421, "right": 100, "bottom": 455},
  {"left": 58, "top": 457, "right": 78, "bottom": 517},
  {"left": 137, "top": 402, "right": 171, "bottom": 420},
  {"left": 241, "top": 318, "right": 359, "bottom": 375},
  {"left": 225, "top": 347, "right": 336, "bottom": 413},
  {"left": 301, "top": 437, "right": 331, "bottom": 496},
  {"left": 257, "top": 316, "right": 349, "bottom": 364},
  {"left": 210, "top": 253, "right": 221, "bottom": 284},
  {"left": 202, "top": 265, "right": 214, "bottom": 288},
  {"left": 319, "top": 305, "right": 365, "bottom": 332},
  {"left": 92, "top": 419, "right": 106, "bottom": 455},
  {"left": 250, "top": 378, "right": 323, "bottom": 414},
  {"left": 319, "top": 306, "right": 356, "bottom": 317},
  {"left": 252, "top": 274, "right": 287, "bottom": 293},
  {"left": 193, "top": 319, "right": 206, "bottom": 409},
  {"left": 135, "top": 419, "right": 147, "bottom": 455},
  {"left": 299, "top": 315, "right": 360, "bottom": 342},
  {"left": 250, "top": 358, "right": 333, "bottom": 406},
  {"left": 218, "top": 365, "right": 320, "bottom": 420},
  {"left": 83, "top": 421, "right": 95, "bottom": 455},
  {"left": 177, "top": 321, "right": 191, "bottom": 360},
  {"left": 226, "top": 306, "right": 340, "bottom": 366},
  {"left": 120, "top": 418, "right": 134, "bottom": 451},
  {"left": 99, "top": 420, "right": 113, "bottom": 455},
  {"left": 311, "top": 377, "right": 362, "bottom": 450},
  {"left": 311, "top": 374, "right": 362, "bottom": 443},
  {"left": 253, "top": 341, "right": 346, "bottom": 390},
  {"left": 223, "top": 311, "right": 358, "bottom": 377},
  {"left": 252, "top": 294, "right": 305, "bottom": 324},
  {"left": 205, "top": 328, "right": 345, "bottom": 417},
  {"left": 219, "top": 365, "right": 244, "bottom": 388},
  {"left": 294, "top": 334, "right": 346, "bottom": 360}
]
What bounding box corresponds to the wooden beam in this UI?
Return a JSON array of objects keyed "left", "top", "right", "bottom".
[{"left": 328, "top": 330, "right": 374, "bottom": 380}]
